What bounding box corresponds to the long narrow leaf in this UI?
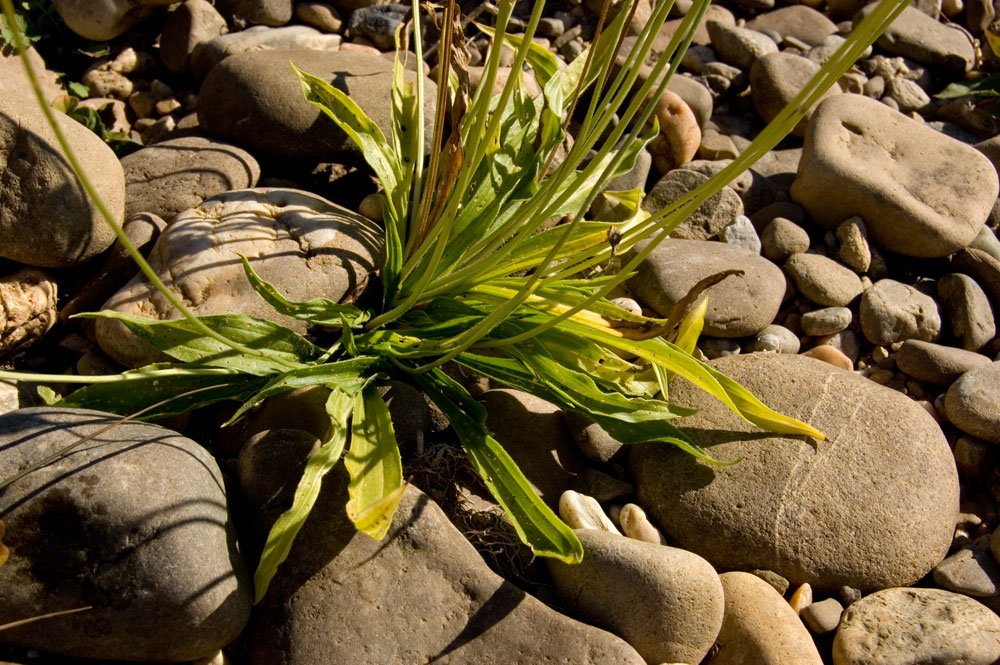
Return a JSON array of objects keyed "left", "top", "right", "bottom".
[
  {"left": 75, "top": 310, "right": 319, "bottom": 375},
  {"left": 344, "top": 386, "right": 405, "bottom": 539},
  {"left": 253, "top": 388, "right": 355, "bottom": 603},
  {"left": 410, "top": 368, "right": 583, "bottom": 564}
]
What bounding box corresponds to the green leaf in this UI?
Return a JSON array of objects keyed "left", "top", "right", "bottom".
[
  {"left": 410, "top": 368, "right": 583, "bottom": 564},
  {"left": 75, "top": 310, "right": 321, "bottom": 375},
  {"left": 294, "top": 63, "right": 403, "bottom": 222},
  {"left": 344, "top": 386, "right": 405, "bottom": 539},
  {"left": 226, "top": 356, "right": 380, "bottom": 424},
  {"left": 240, "top": 256, "right": 369, "bottom": 328},
  {"left": 56, "top": 364, "right": 268, "bottom": 419},
  {"left": 935, "top": 76, "right": 1000, "bottom": 100},
  {"left": 674, "top": 296, "right": 707, "bottom": 354},
  {"left": 476, "top": 23, "right": 558, "bottom": 89},
  {"left": 254, "top": 388, "right": 355, "bottom": 603},
  {"left": 66, "top": 80, "right": 88, "bottom": 97}
]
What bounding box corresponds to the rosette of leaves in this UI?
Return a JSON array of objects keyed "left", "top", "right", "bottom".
[{"left": 0, "top": 0, "right": 911, "bottom": 602}]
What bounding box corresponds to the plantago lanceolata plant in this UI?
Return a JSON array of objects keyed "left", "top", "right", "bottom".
[{"left": 0, "top": 0, "right": 912, "bottom": 602}]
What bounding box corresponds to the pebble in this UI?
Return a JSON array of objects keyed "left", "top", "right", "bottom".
[
  {"left": 711, "top": 572, "right": 823, "bottom": 665},
  {"left": 883, "top": 75, "right": 931, "bottom": 113},
  {"left": 643, "top": 169, "right": 744, "bottom": 241},
  {"left": 752, "top": 569, "right": 791, "bottom": 595},
  {"left": 559, "top": 490, "right": 620, "bottom": 534},
  {"left": 933, "top": 534, "right": 1000, "bottom": 597},
  {"left": 706, "top": 20, "right": 779, "bottom": 71},
  {"left": 785, "top": 253, "right": 864, "bottom": 307},
  {"left": 862, "top": 3, "right": 977, "bottom": 71},
  {"left": 894, "top": 339, "right": 992, "bottom": 385},
  {"left": 801, "top": 344, "right": 854, "bottom": 370},
  {"left": 751, "top": 51, "right": 837, "bottom": 135},
  {"left": 801, "top": 597, "right": 844, "bottom": 634},
  {"left": 652, "top": 90, "right": 702, "bottom": 171},
  {"left": 744, "top": 4, "right": 838, "bottom": 46},
  {"left": 191, "top": 25, "right": 341, "bottom": 81},
  {"left": 548, "top": 529, "right": 724, "bottom": 665},
  {"left": 801, "top": 307, "right": 852, "bottom": 336},
  {"left": 944, "top": 362, "right": 1000, "bottom": 443},
  {"left": 792, "top": 94, "right": 998, "bottom": 258},
  {"left": 200, "top": 49, "right": 436, "bottom": 162},
  {"left": 836, "top": 216, "right": 872, "bottom": 273},
  {"left": 619, "top": 503, "right": 667, "bottom": 544},
  {"left": 159, "top": 0, "right": 229, "bottom": 76},
  {"left": 564, "top": 411, "right": 625, "bottom": 464},
  {"left": 938, "top": 273, "right": 997, "bottom": 351},
  {"left": 0, "top": 94, "right": 123, "bottom": 267},
  {"left": 347, "top": 3, "right": 409, "bottom": 50},
  {"left": 295, "top": 2, "right": 343, "bottom": 33},
  {"left": 789, "top": 582, "right": 813, "bottom": 613},
  {"left": 121, "top": 136, "right": 261, "bottom": 221},
  {"left": 745, "top": 324, "right": 801, "bottom": 353},
  {"left": 761, "top": 217, "right": 811, "bottom": 261},
  {"left": 859, "top": 279, "right": 942, "bottom": 345},
  {"left": 719, "top": 215, "right": 762, "bottom": 253},
  {"left": 97, "top": 189, "right": 383, "bottom": 367},
  {"left": 971, "top": 225, "right": 1000, "bottom": 263},
  {"left": 50, "top": 0, "right": 160, "bottom": 41},
  {"left": 833, "top": 587, "right": 1000, "bottom": 665},
  {"left": 955, "top": 435, "right": 994, "bottom": 476},
  {"left": 631, "top": 353, "right": 959, "bottom": 592},
  {"left": 0, "top": 269, "right": 58, "bottom": 358},
  {"left": 628, "top": 238, "right": 786, "bottom": 338},
  {"left": 953, "top": 248, "right": 1000, "bottom": 316}
]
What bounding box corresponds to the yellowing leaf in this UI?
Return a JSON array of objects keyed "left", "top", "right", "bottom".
[
  {"left": 345, "top": 386, "right": 404, "bottom": 540},
  {"left": 0, "top": 518, "right": 8, "bottom": 567}
]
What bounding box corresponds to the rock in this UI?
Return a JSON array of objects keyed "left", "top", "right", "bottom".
[
  {"left": 666, "top": 74, "right": 714, "bottom": 129},
  {"left": 651, "top": 90, "right": 701, "bottom": 171},
  {"left": 642, "top": 170, "right": 744, "bottom": 241},
  {"left": 51, "top": 0, "right": 173, "bottom": 41},
  {"left": 295, "top": 2, "right": 343, "bottom": 33},
  {"left": 971, "top": 225, "right": 1000, "bottom": 263},
  {"left": 215, "top": 0, "right": 292, "bottom": 26},
  {"left": 710, "top": 572, "right": 823, "bottom": 665},
  {"left": 859, "top": 3, "right": 977, "bottom": 71},
  {"left": 938, "top": 273, "right": 996, "bottom": 351},
  {"left": 752, "top": 569, "right": 790, "bottom": 596},
  {"left": 833, "top": 587, "right": 1000, "bottom": 665},
  {"left": 933, "top": 535, "right": 1000, "bottom": 597},
  {"left": 0, "top": 407, "right": 251, "bottom": 661},
  {"left": 630, "top": 353, "right": 959, "bottom": 592},
  {"left": 706, "top": 20, "right": 778, "bottom": 71},
  {"left": 198, "top": 49, "right": 434, "bottom": 163},
  {"left": 627, "top": 238, "right": 786, "bottom": 338},
  {"left": 0, "top": 47, "right": 63, "bottom": 106},
  {"left": 0, "top": 95, "right": 123, "bottom": 267},
  {"left": 121, "top": 136, "right": 261, "bottom": 220},
  {"left": 564, "top": 411, "right": 625, "bottom": 464},
  {"left": 619, "top": 503, "right": 667, "bottom": 544},
  {"left": 802, "top": 343, "right": 854, "bottom": 371},
  {"left": 789, "top": 582, "right": 813, "bottom": 613},
  {"left": 883, "top": 75, "right": 931, "bottom": 113},
  {"left": 347, "top": 4, "right": 409, "bottom": 51},
  {"left": 859, "top": 279, "right": 942, "bottom": 345},
  {"left": 0, "top": 269, "right": 57, "bottom": 359},
  {"left": 761, "top": 217, "right": 811, "bottom": 262},
  {"left": 249, "top": 482, "right": 646, "bottom": 664},
  {"left": 191, "top": 25, "right": 342, "bottom": 80},
  {"left": 96, "top": 188, "right": 383, "bottom": 367},
  {"left": 548, "top": 529, "right": 724, "bottom": 665},
  {"left": 239, "top": 428, "right": 321, "bottom": 533},
  {"left": 719, "top": 216, "right": 761, "bottom": 254},
  {"left": 160, "top": 0, "right": 229, "bottom": 76},
  {"left": 482, "top": 389, "right": 583, "bottom": 510},
  {"left": 571, "top": 468, "right": 634, "bottom": 504},
  {"left": 836, "top": 216, "right": 872, "bottom": 273},
  {"left": 745, "top": 324, "right": 801, "bottom": 354},
  {"left": 945, "top": 361, "right": 1000, "bottom": 443},
  {"left": 744, "top": 5, "right": 838, "bottom": 46},
  {"left": 791, "top": 94, "right": 998, "bottom": 258},
  {"left": 559, "top": 490, "right": 620, "bottom": 533},
  {"left": 801, "top": 307, "right": 852, "bottom": 336},
  {"left": 751, "top": 52, "right": 838, "bottom": 136},
  {"left": 895, "top": 339, "right": 992, "bottom": 385},
  {"left": 801, "top": 597, "right": 844, "bottom": 634},
  {"left": 953, "top": 248, "right": 1000, "bottom": 315},
  {"left": 785, "top": 253, "right": 864, "bottom": 307}
]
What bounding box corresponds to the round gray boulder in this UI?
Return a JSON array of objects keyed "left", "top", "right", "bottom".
[
  {"left": 0, "top": 407, "right": 251, "bottom": 661},
  {"left": 630, "top": 353, "right": 959, "bottom": 592}
]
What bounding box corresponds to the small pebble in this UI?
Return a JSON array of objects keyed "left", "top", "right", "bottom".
[
  {"left": 785, "top": 253, "right": 863, "bottom": 307},
  {"left": 558, "top": 490, "right": 620, "bottom": 534},
  {"left": 839, "top": 585, "right": 863, "bottom": 605},
  {"left": 751, "top": 568, "right": 790, "bottom": 596},
  {"left": 800, "top": 306, "right": 852, "bottom": 336},
  {"left": 789, "top": 582, "right": 813, "bottom": 613},
  {"left": 620, "top": 503, "right": 667, "bottom": 545},
  {"left": 836, "top": 216, "right": 871, "bottom": 273},
  {"left": 933, "top": 534, "right": 1000, "bottom": 596},
  {"left": 801, "top": 344, "right": 853, "bottom": 370},
  {"left": 720, "top": 215, "right": 761, "bottom": 253},
  {"left": 761, "top": 217, "right": 810, "bottom": 262},
  {"left": 955, "top": 436, "right": 993, "bottom": 477},
  {"left": 745, "top": 324, "right": 800, "bottom": 353},
  {"left": 800, "top": 597, "right": 844, "bottom": 634}
]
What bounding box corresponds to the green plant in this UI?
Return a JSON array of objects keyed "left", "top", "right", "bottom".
[
  {"left": 0, "top": 0, "right": 911, "bottom": 603},
  {"left": 51, "top": 94, "right": 142, "bottom": 155}
]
